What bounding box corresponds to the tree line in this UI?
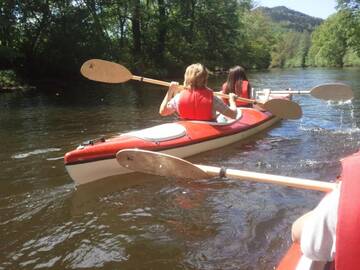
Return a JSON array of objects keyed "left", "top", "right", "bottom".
[{"left": 0, "top": 0, "right": 360, "bottom": 82}]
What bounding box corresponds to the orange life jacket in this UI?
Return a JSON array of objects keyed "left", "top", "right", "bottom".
[
  {"left": 178, "top": 88, "right": 213, "bottom": 121},
  {"left": 335, "top": 151, "right": 360, "bottom": 270},
  {"left": 221, "top": 80, "right": 250, "bottom": 107}
]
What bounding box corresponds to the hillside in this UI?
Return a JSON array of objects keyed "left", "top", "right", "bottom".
[{"left": 255, "top": 6, "right": 323, "bottom": 32}]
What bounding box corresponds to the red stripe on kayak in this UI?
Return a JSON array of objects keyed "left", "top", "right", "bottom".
[{"left": 277, "top": 243, "right": 302, "bottom": 270}]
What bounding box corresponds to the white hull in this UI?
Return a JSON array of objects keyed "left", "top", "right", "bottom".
[{"left": 66, "top": 116, "right": 280, "bottom": 185}]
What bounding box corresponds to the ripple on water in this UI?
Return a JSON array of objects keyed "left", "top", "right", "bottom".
[
  {"left": 0, "top": 184, "right": 72, "bottom": 226},
  {"left": 11, "top": 148, "right": 62, "bottom": 159}
]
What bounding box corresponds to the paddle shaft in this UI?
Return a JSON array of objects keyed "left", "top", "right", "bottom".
[
  {"left": 256, "top": 83, "right": 353, "bottom": 101},
  {"left": 260, "top": 90, "right": 310, "bottom": 95},
  {"left": 197, "top": 164, "right": 336, "bottom": 192},
  {"left": 132, "top": 75, "right": 256, "bottom": 104},
  {"left": 132, "top": 75, "right": 171, "bottom": 87}
]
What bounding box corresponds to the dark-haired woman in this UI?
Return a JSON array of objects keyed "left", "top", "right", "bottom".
[{"left": 221, "top": 66, "right": 251, "bottom": 107}]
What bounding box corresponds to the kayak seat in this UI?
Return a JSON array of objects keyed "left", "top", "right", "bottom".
[
  {"left": 189, "top": 108, "right": 243, "bottom": 126},
  {"left": 125, "top": 123, "right": 186, "bottom": 142}
]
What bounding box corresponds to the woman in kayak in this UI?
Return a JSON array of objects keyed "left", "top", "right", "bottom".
[
  {"left": 159, "top": 63, "right": 238, "bottom": 121},
  {"left": 291, "top": 151, "right": 360, "bottom": 269},
  {"left": 220, "top": 65, "right": 252, "bottom": 107}
]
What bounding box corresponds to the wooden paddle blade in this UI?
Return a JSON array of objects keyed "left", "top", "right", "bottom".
[
  {"left": 80, "top": 59, "right": 133, "bottom": 83},
  {"left": 264, "top": 99, "right": 302, "bottom": 120},
  {"left": 116, "top": 149, "right": 211, "bottom": 180},
  {"left": 310, "top": 83, "right": 353, "bottom": 101}
]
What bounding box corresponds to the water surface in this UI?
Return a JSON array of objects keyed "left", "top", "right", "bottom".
[{"left": 1, "top": 68, "right": 360, "bottom": 269}]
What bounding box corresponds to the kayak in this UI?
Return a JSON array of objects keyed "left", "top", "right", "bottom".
[
  {"left": 276, "top": 150, "right": 360, "bottom": 270},
  {"left": 64, "top": 105, "right": 285, "bottom": 185},
  {"left": 277, "top": 243, "right": 304, "bottom": 270}
]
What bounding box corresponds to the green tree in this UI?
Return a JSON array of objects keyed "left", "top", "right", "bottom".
[
  {"left": 0, "top": 0, "right": 261, "bottom": 79},
  {"left": 307, "top": 13, "right": 347, "bottom": 67},
  {"left": 336, "top": 0, "right": 360, "bottom": 57},
  {"left": 242, "top": 10, "right": 277, "bottom": 69}
]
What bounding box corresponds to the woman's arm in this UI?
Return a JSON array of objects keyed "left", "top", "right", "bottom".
[
  {"left": 159, "top": 82, "right": 180, "bottom": 116},
  {"left": 214, "top": 93, "right": 238, "bottom": 119},
  {"left": 291, "top": 210, "right": 315, "bottom": 243},
  {"left": 291, "top": 189, "right": 339, "bottom": 261}
]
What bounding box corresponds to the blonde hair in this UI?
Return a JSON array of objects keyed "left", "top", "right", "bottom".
[{"left": 183, "top": 63, "right": 208, "bottom": 89}]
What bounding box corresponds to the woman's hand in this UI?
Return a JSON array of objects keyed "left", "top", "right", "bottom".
[
  {"left": 168, "top": 81, "right": 180, "bottom": 97},
  {"left": 159, "top": 81, "right": 180, "bottom": 116},
  {"left": 228, "top": 93, "right": 238, "bottom": 109}
]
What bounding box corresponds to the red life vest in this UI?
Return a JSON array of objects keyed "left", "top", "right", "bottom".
[
  {"left": 178, "top": 88, "right": 213, "bottom": 121},
  {"left": 221, "top": 80, "right": 250, "bottom": 107},
  {"left": 335, "top": 150, "right": 360, "bottom": 270}
]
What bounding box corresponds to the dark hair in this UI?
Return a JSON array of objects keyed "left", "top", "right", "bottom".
[{"left": 224, "top": 66, "right": 248, "bottom": 94}]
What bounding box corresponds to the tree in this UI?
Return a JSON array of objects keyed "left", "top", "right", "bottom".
[
  {"left": 242, "top": 10, "right": 276, "bottom": 69},
  {"left": 336, "top": 0, "right": 360, "bottom": 56},
  {"left": 307, "top": 13, "right": 348, "bottom": 67}
]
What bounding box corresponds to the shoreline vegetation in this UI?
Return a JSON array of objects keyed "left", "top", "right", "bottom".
[
  {"left": 1, "top": 1, "right": 359, "bottom": 92},
  {"left": 0, "top": 70, "right": 35, "bottom": 92}
]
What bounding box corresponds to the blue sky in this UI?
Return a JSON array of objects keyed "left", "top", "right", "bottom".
[{"left": 257, "top": 0, "right": 338, "bottom": 19}]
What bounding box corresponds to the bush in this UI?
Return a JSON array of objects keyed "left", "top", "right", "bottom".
[{"left": 0, "top": 70, "right": 21, "bottom": 87}]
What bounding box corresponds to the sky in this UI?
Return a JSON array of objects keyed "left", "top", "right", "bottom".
[{"left": 257, "top": 0, "right": 338, "bottom": 19}]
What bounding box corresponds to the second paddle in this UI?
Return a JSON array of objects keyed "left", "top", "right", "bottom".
[{"left": 116, "top": 149, "right": 337, "bottom": 192}]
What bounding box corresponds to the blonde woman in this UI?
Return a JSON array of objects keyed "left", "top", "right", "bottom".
[{"left": 159, "top": 63, "right": 238, "bottom": 121}]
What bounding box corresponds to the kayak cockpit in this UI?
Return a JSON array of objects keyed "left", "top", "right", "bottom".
[
  {"left": 189, "top": 107, "right": 243, "bottom": 125},
  {"left": 124, "top": 123, "right": 187, "bottom": 142}
]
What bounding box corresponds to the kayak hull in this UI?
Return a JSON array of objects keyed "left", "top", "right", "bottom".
[{"left": 64, "top": 108, "right": 280, "bottom": 185}]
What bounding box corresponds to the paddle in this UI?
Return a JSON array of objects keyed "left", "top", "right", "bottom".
[
  {"left": 81, "top": 59, "right": 302, "bottom": 120},
  {"left": 116, "top": 149, "right": 337, "bottom": 192},
  {"left": 257, "top": 83, "right": 353, "bottom": 101}
]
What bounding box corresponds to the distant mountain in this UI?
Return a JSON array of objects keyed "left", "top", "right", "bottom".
[{"left": 254, "top": 6, "right": 323, "bottom": 32}]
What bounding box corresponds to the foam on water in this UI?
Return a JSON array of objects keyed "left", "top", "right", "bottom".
[{"left": 11, "top": 148, "right": 62, "bottom": 159}]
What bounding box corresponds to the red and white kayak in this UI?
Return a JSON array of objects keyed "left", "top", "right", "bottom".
[{"left": 64, "top": 106, "right": 284, "bottom": 185}]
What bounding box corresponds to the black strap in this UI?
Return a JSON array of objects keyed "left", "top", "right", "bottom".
[{"left": 219, "top": 167, "right": 227, "bottom": 178}]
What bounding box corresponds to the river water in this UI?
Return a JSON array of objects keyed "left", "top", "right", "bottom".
[{"left": 1, "top": 68, "right": 360, "bottom": 269}]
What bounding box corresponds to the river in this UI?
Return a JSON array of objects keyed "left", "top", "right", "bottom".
[{"left": 1, "top": 67, "right": 360, "bottom": 269}]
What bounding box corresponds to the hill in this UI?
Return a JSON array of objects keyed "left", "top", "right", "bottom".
[{"left": 254, "top": 6, "right": 323, "bottom": 32}]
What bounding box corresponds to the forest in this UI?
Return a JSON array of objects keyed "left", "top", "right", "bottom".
[{"left": 1, "top": 0, "right": 360, "bottom": 87}]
